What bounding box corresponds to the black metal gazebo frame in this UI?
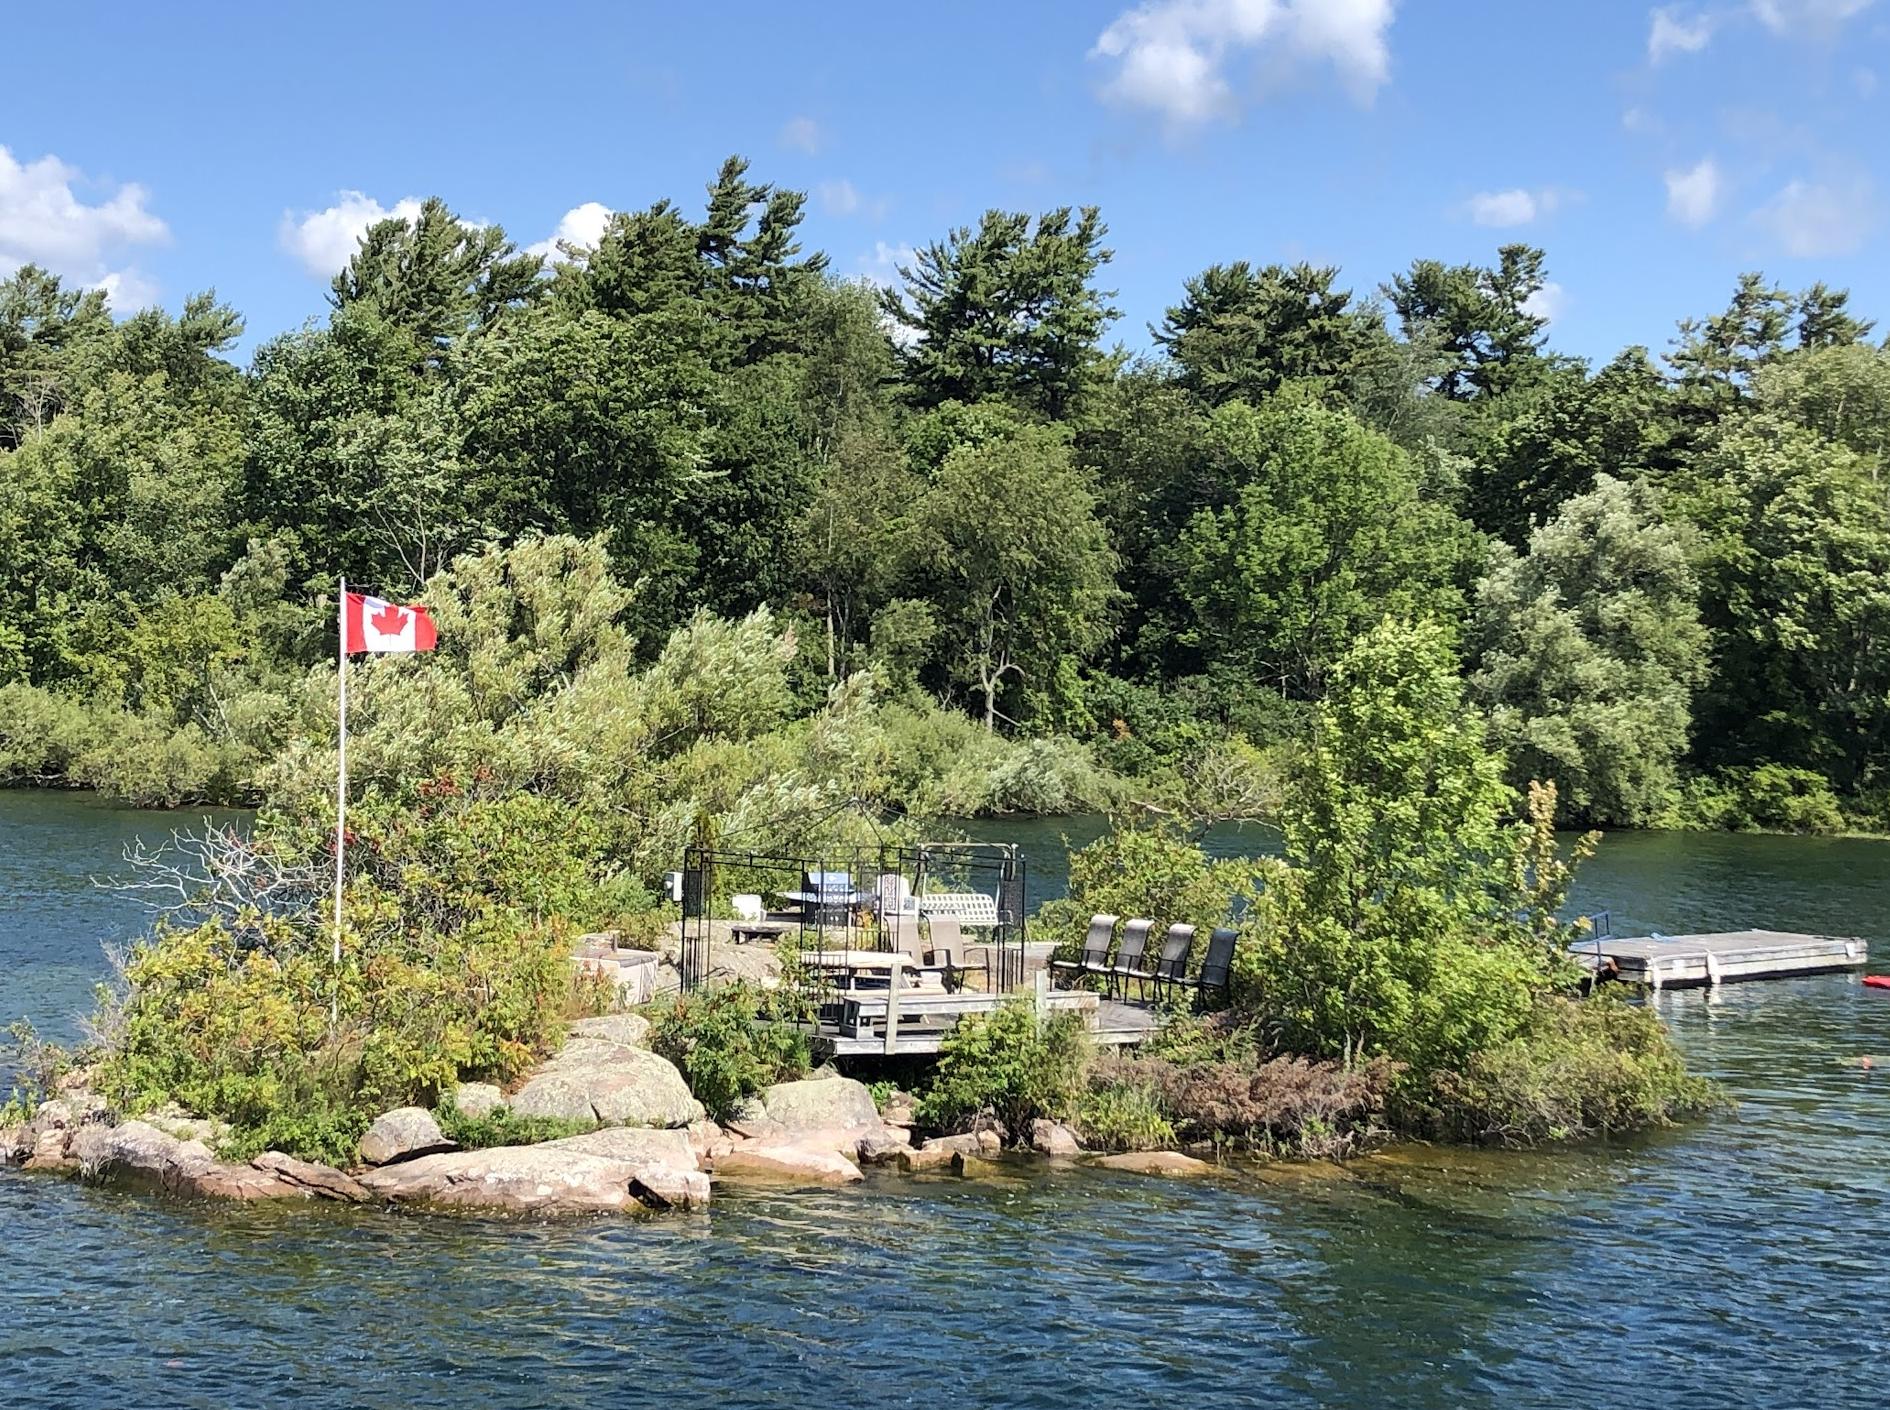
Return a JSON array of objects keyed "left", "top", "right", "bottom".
[{"left": 678, "top": 841, "right": 1029, "bottom": 998}]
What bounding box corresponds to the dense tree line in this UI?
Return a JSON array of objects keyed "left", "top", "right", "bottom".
[{"left": 3, "top": 154, "right": 1888, "bottom": 829}]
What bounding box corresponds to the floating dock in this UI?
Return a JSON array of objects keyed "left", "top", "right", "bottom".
[{"left": 1574, "top": 929, "right": 1868, "bottom": 989}]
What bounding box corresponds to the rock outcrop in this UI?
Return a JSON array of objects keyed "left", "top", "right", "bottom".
[
  {"left": 1092, "top": 1150, "right": 1214, "bottom": 1177},
  {"left": 446, "top": 1082, "right": 505, "bottom": 1118},
  {"left": 251, "top": 1151, "right": 371, "bottom": 1203},
  {"left": 358, "top": 1144, "right": 707, "bottom": 1213},
  {"left": 536, "top": 1126, "right": 697, "bottom": 1169},
  {"left": 712, "top": 1142, "right": 864, "bottom": 1185},
  {"left": 508, "top": 1041, "right": 701, "bottom": 1128},
  {"left": 921, "top": 1131, "right": 1002, "bottom": 1157},
  {"left": 759, "top": 1076, "right": 879, "bottom": 1133},
  {"left": 68, "top": 1121, "right": 303, "bottom": 1201},
  {"left": 568, "top": 1013, "right": 651, "bottom": 1048},
  {"left": 358, "top": 1107, "right": 454, "bottom": 1167},
  {"left": 1029, "top": 1119, "right": 1083, "bottom": 1156},
  {"left": 854, "top": 1126, "right": 913, "bottom": 1166}
]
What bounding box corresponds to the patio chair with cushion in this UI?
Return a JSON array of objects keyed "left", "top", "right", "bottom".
[
  {"left": 1048, "top": 913, "right": 1118, "bottom": 988},
  {"left": 923, "top": 915, "right": 987, "bottom": 993}
]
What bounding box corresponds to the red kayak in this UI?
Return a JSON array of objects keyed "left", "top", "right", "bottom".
[{"left": 1864, "top": 976, "right": 1890, "bottom": 990}]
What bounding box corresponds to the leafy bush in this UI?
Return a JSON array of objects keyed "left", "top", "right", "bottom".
[
  {"left": 1250, "top": 623, "right": 1592, "bottom": 1085},
  {"left": 1666, "top": 765, "right": 1846, "bottom": 834},
  {"left": 1035, "top": 813, "right": 1269, "bottom": 975},
  {"left": 433, "top": 1101, "right": 594, "bottom": 1150},
  {"left": 915, "top": 995, "right": 1088, "bottom": 1136},
  {"left": 1417, "top": 996, "right": 1723, "bottom": 1145},
  {"left": 646, "top": 982, "right": 810, "bottom": 1121},
  {"left": 1074, "top": 1076, "right": 1176, "bottom": 1152},
  {"left": 92, "top": 794, "right": 584, "bottom": 1163},
  {"left": 1, "top": 1019, "right": 71, "bottom": 1126}
]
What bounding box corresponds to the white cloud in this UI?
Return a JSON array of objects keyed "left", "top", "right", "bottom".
[
  {"left": 1665, "top": 158, "right": 1723, "bottom": 226},
  {"left": 1648, "top": 7, "right": 1716, "bottom": 62},
  {"left": 1752, "top": 177, "right": 1875, "bottom": 255},
  {"left": 1750, "top": 0, "right": 1877, "bottom": 34},
  {"left": 1522, "top": 281, "right": 1568, "bottom": 324},
  {"left": 0, "top": 146, "right": 168, "bottom": 305},
  {"left": 1090, "top": 0, "right": 1396, "bottom": 128},
  {"left": 525, "top": 201, "right": 613, "bottom": 261},
  {"left": 817, "top": 179, "right": 890, "bottom": 220},
  {"left": 93, "top": 268, "right": 161, "bottom": 313},
  {"left": 855, "top": 241, "right": 922, "bottom": 348},
  {"left": 778, "top": 116, "right": 822, "bottom": 154},
  {"left": 1465, "top": 187, "right": 1565, "bottom": 227},
  {"left": 855, "top": 240, "right": 916, "bottom": 291},
  {"left": 278, "top": 191, "right": 424, "bottom": 279},
  {"left": 819, "top": 180, "right": 863, "bottom": 217}
]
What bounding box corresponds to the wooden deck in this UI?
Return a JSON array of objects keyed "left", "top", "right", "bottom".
[
  {"left": 822, "top": 981, "right": 1162, "bottom": 1057},
  {"left": 1573, "top": 929, "right": 1868, "bottom": 989}
]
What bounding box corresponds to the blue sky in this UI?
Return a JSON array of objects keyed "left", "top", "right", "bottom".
[{"left": 2, "top": 1, "right": 1886, "bottom": 365}]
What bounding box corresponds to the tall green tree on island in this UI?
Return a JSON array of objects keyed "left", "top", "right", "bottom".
[
  {"left": 1154, "top": 260, "right": 1385, "bottom": 408},
  {"left": 910, "top": 424, "right": 1117, "bottom": 728},
  {"left": 1177, "top": 400, "right": 1479, "bottom": 700},
  {"left": 880, "top": 206, "right": 1117, "bottom": 418},
  {"left": 1472, "top": 475, "right": 1707, "bottom": 826}
]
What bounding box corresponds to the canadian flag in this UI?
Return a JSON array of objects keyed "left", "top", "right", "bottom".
[{"left": 343, "top": 592, "right": 438, "bottom": 654}]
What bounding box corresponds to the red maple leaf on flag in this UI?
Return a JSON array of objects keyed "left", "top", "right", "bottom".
[{"left": 370, "top": 601, "right": 409, "bottom": 636}]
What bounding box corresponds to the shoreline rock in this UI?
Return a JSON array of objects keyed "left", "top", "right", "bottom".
[
  {"left": 359, "top": 1107, "right": 455, "bottom": 1167},
  {"left": 509, "top": 1043, "right": 702, "bottom": 1128},
  {"left": 359, "top": 1144, "right": 708, "bottom": 1213}
]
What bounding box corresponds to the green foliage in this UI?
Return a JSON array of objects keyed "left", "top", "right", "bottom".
[
  {"left": 1, "top": 1019, "right": 70, "bottom": 1123},
  {"left": 911, "top": 422, "right": 1118, "bottom": 729},
  {"left": 646, "top": 982, "right": 810, "bottom": 1122},
  {"left": 433, "top": 1101, "right": 594, "bottom": 1151},
  {"left": 1419, "top": 997, "right": 1723, "bottom": 1145},
  {"left": 1074, "top": 1076, "right": 1176, "bottom": 1153},
  {"left": 92, "top": 791, "right": 585, "bottom": 1163},
  {"left": 1473, "top": 474, "right": 1708, "bottom": 825},
  {"left": 881, "top": 207, "right": 1117, "bottom": 418},
  {"left": 1385, "top": 244, "right": 1553, "bottom": 401},
  {"left": 1252, "top": 620, "right": 1586, "bottom": 1081},
  {"left": 1156, "top": 261, "right": 1385, "bottom": 408},
  {"left": 1036, "top": 813, "right": 1267, "bottom": 979},
  {"left": 1665, "top": 764, "right": 1848, "bottom": 834},
  {"left": 915, "top": 996, "right": 1088, "bottom": 1136},
  {"left": 1179, "top": 400, "right": 1479, "bottom": 699},
  {"left": 1673, "top": 414, "right": 1890, "bottom": 790}
]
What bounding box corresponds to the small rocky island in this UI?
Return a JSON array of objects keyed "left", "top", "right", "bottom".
[{"left": 1, "top": 1010, "right": 1207, "bottom": 1216}]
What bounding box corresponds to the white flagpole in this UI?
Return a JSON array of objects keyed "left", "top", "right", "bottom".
[{"left": 332, "top": 577, "right": 348, "bottom": 1025}]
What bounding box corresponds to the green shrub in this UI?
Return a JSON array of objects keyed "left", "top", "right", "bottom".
[
  {"left": 1416, "top": 996, "right": 1723, "bottom": 1145},
  {"left": 218, "top": 1104, "right": 372, "bottom": 1166},
  {"left": 92, "top": 794, "right": 585, "bottom": 1164},
  {"left": 1, "top": 1019, "right": 71, "bottom": 1126},
  {"left": 1074, "top": 1077, "right": 1176, "bottom": 1152},
  {"left": 1034, "top": 814, "right": 1268, "bottom": 972},
  {"left": 646, "top": 982, "right": 810, "bottom": 1121},
  {"left": 915, "top": 995, "right": 1088, "bottom": 1136},
  {"left": 1666, "top": 765, "right": 1847, "bottom": 834},
  {"left": 434, "top": 1101, "right": 594, "bottom": 1150}
]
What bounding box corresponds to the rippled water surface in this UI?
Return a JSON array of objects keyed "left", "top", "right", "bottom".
[{"left": 5, "top": 793, "right": 1890, "bottom": 1407}]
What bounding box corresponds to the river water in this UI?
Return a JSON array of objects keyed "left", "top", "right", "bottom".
[{"left": 4, "top": 791, "right": 1890, "bottom": 1407}]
